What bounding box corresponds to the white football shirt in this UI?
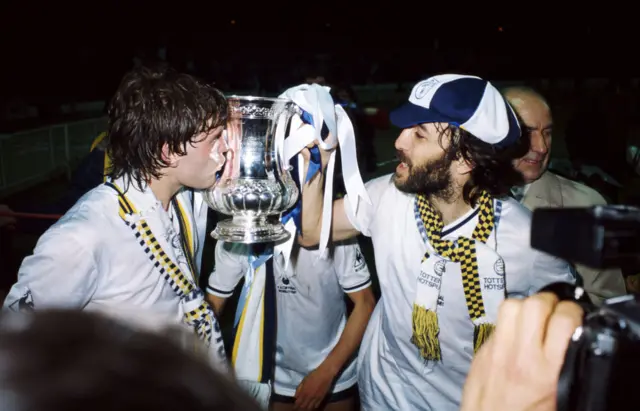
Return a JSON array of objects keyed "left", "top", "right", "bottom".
[
  {"left": 208, "top": 240, "right": 372, "bottom": 396},
  {"left": 344, "top": 174, "right": 575, "bottom": 411},
  {"left": 3, "top": 177, "right": 211, "bottom": 332}
]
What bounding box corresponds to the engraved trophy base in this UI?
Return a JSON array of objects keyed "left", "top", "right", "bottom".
[{"left": 211, "top": 215, "right": 291, "bottom": 244}]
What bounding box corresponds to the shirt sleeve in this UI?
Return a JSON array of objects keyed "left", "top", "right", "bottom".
[
  {"left": 343, "top": 175, "right": 390, "bottom": 237},
  {"left": 333, "top": 240, "right": 372, "bottom": 294},
  {"left": 527, "top": 250, "right": 577, "bottom": 296},
  {"left": 206, "top": 241, "right": 249, "bottom": 298},
  {"left": 3, "top": 223, "right": 99, "bottom": 311}
]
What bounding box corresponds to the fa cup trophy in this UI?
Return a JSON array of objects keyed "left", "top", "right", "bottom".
[{"left": 203, "top": 96, "right": 300, "bottom": 244}]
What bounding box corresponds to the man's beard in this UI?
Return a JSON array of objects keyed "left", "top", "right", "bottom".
[{"left": 393, "top": 150, "right": 455, "bottom": 200}]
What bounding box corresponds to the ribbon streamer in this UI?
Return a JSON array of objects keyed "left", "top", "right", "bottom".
[{"left": 276, "top": 84, "right": 371, "bottom": 262}]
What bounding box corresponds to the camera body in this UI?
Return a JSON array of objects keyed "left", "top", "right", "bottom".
[
  {"left": 531, "top": 205, "right": 640, "bottom": 411},
  {"left": 556, "top": 293, "right": 640, "bottom": 411}
]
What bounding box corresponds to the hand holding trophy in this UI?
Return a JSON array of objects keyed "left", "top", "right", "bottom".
[{"left": 204, "top": 85, "right": 370, "bottom": 253}]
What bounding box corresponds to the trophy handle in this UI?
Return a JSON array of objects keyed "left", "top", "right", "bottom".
[{"left": 274, "top": 109, "right": 289, "bottom": 175}]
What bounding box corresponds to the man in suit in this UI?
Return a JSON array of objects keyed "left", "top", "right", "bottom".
[{"left": 503, "top": 86, "right": 627, "bottom": 304}]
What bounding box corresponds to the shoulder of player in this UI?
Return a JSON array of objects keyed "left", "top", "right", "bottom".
[
  {"left": 44, "top": 186, "right": 125, "bottom": 249},
  {"left": 493, "top": 198, "right": 537, "bottom": 257},
  {"left": 364, "top": 173, "right": 395, "bottom": 192},
  {"left": 364, "top": 172, "right": 415, "bottom": 204},
  {"left": 496, "top": 197, "right": 533, "bottom": 229}
]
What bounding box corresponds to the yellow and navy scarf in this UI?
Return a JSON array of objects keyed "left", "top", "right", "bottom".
[
  {"left": 412, "top": 191, "right": 499, "bottom": 361},
  {"left": 105, "top": 181, "right": 227, "bottom": 370}
]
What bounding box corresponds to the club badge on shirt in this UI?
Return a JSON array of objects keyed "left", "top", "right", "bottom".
[
  {"left": 277, "top": 273, "right": 297, "bottom": 295},
  {"left": 353, "top": 247, "right": 366, "bottom": 272},
  {"left": 434, "top": 260, "right": 446, "bottom": 277},
  {"left": 493, "top": 257, "right": 505, "bottom": 276},
  {"left": 483, "top": 257, "right": 506, "bottom": 292}
]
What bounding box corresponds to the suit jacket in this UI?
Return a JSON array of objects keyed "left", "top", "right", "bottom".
[{"left": 522, "top": 171, "right": 627, "bottom": 305}]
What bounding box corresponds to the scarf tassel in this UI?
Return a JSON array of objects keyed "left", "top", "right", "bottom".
[
  {"left": 411, "top": 304, "right": 441, "bottom": 361},
  {"left": 473, "top": 322, "right": 495, "bottom": 353}
]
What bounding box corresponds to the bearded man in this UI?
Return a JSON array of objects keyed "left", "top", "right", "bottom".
[{"left": 297, "top": 74, "right": 576, "bottom": 410}]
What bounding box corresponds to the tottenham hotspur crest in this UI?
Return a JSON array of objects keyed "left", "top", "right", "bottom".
[
  {"left": 494, "top": 257, "right": 505, "bottom": 276},
  {"left": 414, "top": 78, "right": 440, "bottom": 99}
]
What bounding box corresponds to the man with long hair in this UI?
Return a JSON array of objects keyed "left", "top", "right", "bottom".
[
  {"left": 297, "top": 74, "right": 576, "bottom": 410},
  {"left": 2, "top": 65, "right": 230, "bottom": 370}
]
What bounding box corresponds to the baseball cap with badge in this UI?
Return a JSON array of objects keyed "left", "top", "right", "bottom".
[{"left": 390, "top": 74, "right": 521, "bottom": 147}]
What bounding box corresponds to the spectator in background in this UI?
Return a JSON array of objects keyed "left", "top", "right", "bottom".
[
  {"left": 0, "top": 309, "right": 261, "bottom": 411},
  {"left": 503, "top": 86, "right": 627, "bottom": 305}
]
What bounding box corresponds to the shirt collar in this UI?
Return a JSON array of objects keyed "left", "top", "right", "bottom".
[{"left": 109, "top": 175, "right": 164, "bottom": 215}]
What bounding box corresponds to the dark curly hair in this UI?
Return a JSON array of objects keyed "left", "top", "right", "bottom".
[
  {"left": 435, "top": 122, "right": 529, "bottom": 206},
  {"left": 106, "top": 64, "right": 228, "bottom": 188}
]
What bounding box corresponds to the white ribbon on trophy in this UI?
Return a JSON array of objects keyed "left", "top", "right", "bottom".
[{"left": 275, "top": 84, "right": 371, "bottom": 268}]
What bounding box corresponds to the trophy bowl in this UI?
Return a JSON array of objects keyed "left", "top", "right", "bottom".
[{"left": 203, "top": 96, "right": 300, "bottom": 244}]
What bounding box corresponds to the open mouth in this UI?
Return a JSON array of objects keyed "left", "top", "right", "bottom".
[
  {"left": 396, "top": 150, "right": 411, "bottom": 169},
  {"left": 396, "top": 161, "right": 410, "bottom": 173}
]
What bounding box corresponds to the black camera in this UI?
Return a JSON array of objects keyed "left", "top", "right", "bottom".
[{"left": 531, "top": 205, "right": 640, "bottom": 411}]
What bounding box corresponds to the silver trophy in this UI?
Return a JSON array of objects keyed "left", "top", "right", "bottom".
[{"left": 204, "top": 96, "right": 300, "bottom": 244}]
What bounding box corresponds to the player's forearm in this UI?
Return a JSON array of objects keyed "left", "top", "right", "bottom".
[
  {"left": 206, "top": 294, "right": 227, "bottom": 317},
  {"left": 318, "top": 293, "right": 375, "bottom": 376},
  {"left": 298, "top": 171, "right": 325, "bottom": 247}
]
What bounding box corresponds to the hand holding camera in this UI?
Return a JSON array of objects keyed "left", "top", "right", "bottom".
[{"left": 461, "top": 292, "right": 583, "bottom": 411}]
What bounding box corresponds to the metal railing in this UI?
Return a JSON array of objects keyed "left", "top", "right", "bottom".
[
  {"left": 0, "top": 81, "right": 488, "bottom": 199},
  {"left": 0, "top": 117, "right": 107, "bottom": 197}
]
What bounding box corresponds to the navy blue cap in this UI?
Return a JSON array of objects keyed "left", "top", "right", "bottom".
[{"left": 390, "top": 74, "right": 521, "bottom": 147}]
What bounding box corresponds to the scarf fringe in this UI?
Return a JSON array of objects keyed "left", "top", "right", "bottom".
[
  {"left": 411, "top": 304, "right": 441, "bottom": 361},
  {"left": 413, "top": 191, "right": 498, "bottom": 362},
  {"left": 473, "top": 322, "right": 495, "bottom": 353}
]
